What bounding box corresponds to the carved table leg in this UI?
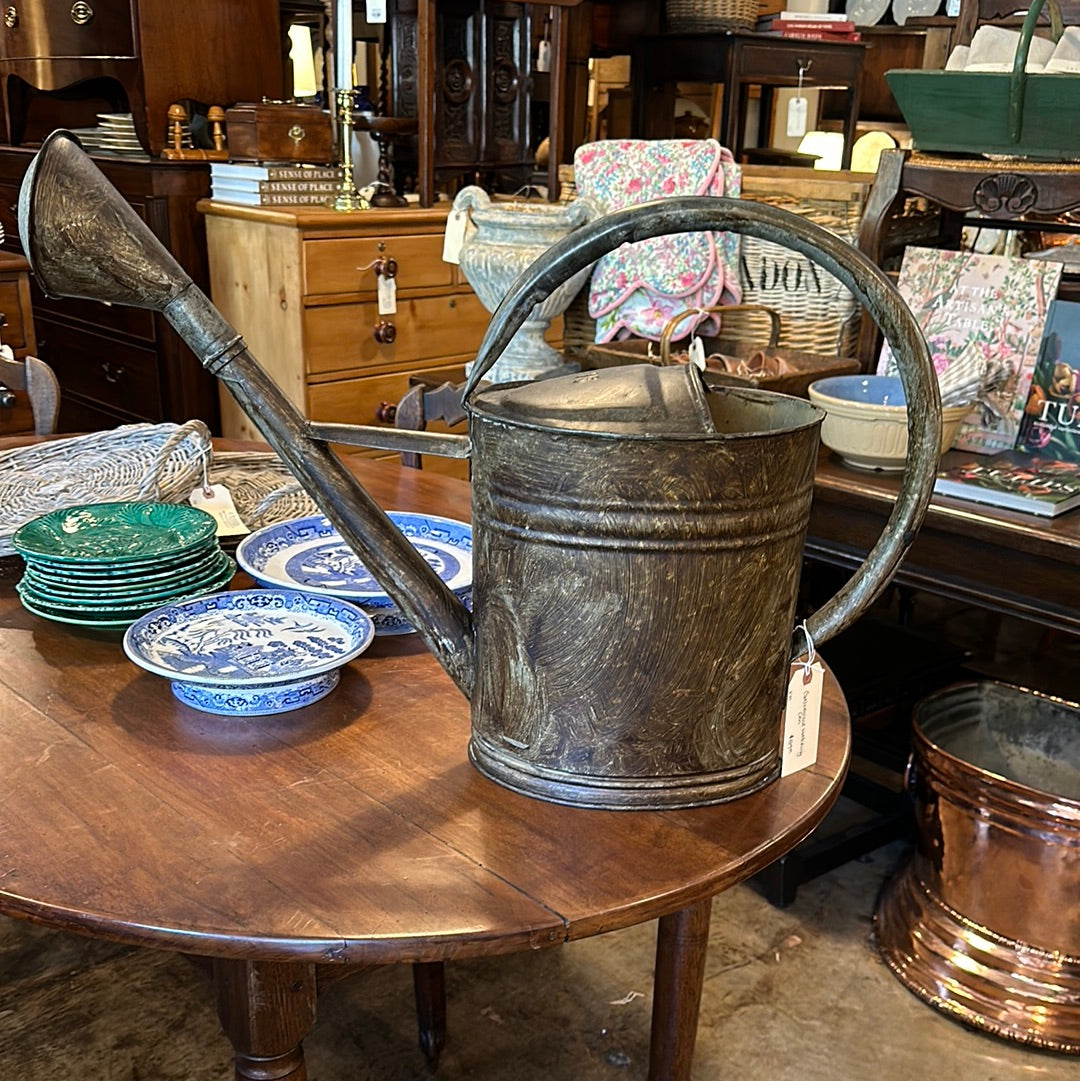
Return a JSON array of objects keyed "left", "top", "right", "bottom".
[
  {"left": 412, "top": 960, "right": 448, "bottom": 1068},
  {"left": 648, "top": 898, "right": 712, "bottom": 1081},
  {"left": 213, "top": 958, "right": 318, "bottom": 1081}
]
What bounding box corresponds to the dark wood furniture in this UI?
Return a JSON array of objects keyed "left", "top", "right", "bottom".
[
  {"left": 0, "top": 0, "right": 282, "bottom": 155},
  {"left": 0, "top": 146, "right": 221, "bottom": 432},
  {"left": 855, "top": 147, "right": 1080, "bottom": 369},
  {"left": 630, "top": 32, "right": 866, "bottom": 170},
  {"left": 808, "top": 448, "right": 1080, "bottom": 635},
  {"left": 0, "top": 447, "right": 850, "bottom": 1081},
  {"left": 0, "top": 248, "right": 34, "bottom": 357}
]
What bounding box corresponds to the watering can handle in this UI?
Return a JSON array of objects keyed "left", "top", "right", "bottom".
[{"left": 463, "top": 196, "right": 941, "bottom": 657}]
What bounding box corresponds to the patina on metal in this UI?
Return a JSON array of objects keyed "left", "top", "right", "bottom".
[
  {"left": 876, "top": 681, "right": 1080, "bottom": 1053},
  {"left": 18, "top": 130, "right": 941, "bottom": 809}
]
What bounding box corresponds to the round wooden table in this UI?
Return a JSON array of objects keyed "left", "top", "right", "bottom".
[{"left": 0, "top": 455, "right": 850, "bottom": 1081}]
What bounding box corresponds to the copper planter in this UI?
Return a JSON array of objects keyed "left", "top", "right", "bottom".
[{"left": 876, "top": 680, "right": 1080, "bottom": 1053}]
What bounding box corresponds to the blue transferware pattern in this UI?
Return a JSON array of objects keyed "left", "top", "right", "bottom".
[
  {"left": 123, "top": 588, "right": 374, "bottom": 687},
  {"left": 236, "top": 512, "right": 472, "bottom": 602},
  {"left": 170, "top": 670, "right": 341, "bottom": 716}
]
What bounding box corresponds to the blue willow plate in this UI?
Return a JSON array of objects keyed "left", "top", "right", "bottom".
[
  {"left": 169, "top": 670, "right": 341, "bottom": 716},
  {"left": 235, "top": 512, "right": 472, "bottom": 604},
  {"left": 122, "top": 588, "right": 374, "bottom": 688},
  {"left": 13, "top": 502, "right": 217, "bottom": 564}
]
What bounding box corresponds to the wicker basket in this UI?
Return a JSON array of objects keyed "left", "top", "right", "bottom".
[
  {"left": 207, "top": 450, "right": 316, "bottom": 531},
  {"left": 666, "top": 0, "right": 759, "bottom": 31},
  {"left": 739, "top": 168, "right": 874, "bottom": 357},
  {"left": 0, "top": 421, "right": 212, "bottom": 558}
]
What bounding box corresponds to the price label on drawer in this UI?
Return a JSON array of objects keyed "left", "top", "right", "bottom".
[
  {"left": 377, "top": 273, "right": 397, "bottom": 316},
  {"left": 366, "top": 0, "right": 387, "bottom": 22}
]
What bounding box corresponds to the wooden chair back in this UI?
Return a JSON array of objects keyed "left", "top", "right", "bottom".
[
  {"left": 0, "top": 352, "right": 61, "bottom": 436},
  {"left": 393, "top": 370, "right": 468, "bottom": 471}
]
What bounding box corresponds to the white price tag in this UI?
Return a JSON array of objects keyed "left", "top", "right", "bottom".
[
  {"left": 537, "top": 39, "right": 551, "bottom": 73},
  {"left": 365, "top": 0, "right": 387, "bottom": 23},
  {"left": 780, "top": 661, "right": 823, "bottom": 777},
  {"left": 377, "top": 273, "right": 397, "bottom": 316},
  {"left": 688, "top": 336, "right": 706, "bottom": 370},
  {"left": 442, "top": 207, "right": 469, "bottom": 265},
  {"left": 189, "top": 483, "right": 250, "bottom": 538},
  {"left": 786, "top": 96, "right": 808, "bottom": 138}
]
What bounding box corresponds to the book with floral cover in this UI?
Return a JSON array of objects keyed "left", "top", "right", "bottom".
[
  {"left": 877, "top": 247, "right": 1064, "bottom": 455},
  {"left": 934, "top": 451, "right": 1080, "bottom": 517},
  {"left": 1015, "top": 298, "right": 1080, "bottom": 464}
]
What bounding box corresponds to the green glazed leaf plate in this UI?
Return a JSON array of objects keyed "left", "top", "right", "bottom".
[
  {"left": 24, "top": 547, "right": 230, "bottom": 597},
  {"left": 21, "top": 538, "right": 221, "bottom": 579},
  {"left": 13, "top": 502, "right": 217, "bottom": 564}
]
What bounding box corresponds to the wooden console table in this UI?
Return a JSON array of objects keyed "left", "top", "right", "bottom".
[
  {"left": 630, "top": 32, "right": 866, "bottom": 168},
  {"left": 809, "top": 449, "right": 1080, "bottom": 635},
  {"left": 0, "top": 450, "right": 850, "bottom": 1081}
]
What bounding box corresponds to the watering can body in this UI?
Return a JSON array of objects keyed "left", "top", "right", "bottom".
[{"left": 18, "top": 131, "right": 941, "bottom": 810}]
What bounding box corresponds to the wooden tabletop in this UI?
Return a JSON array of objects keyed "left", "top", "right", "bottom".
[{"left": 0, "top": 453, "right": 850, "bottom": 968}]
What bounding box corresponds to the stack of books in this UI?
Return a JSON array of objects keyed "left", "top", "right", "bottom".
[
  {"left": 758, "top": 11, "right": 861, "bottom": 41},
  {"left": 210, "top": 163, "right": 343, "bottom": 207}
]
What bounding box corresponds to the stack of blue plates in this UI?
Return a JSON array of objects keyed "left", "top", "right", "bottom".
[{"left": 12, "top": 501, "right": 235, "bottom": 628}]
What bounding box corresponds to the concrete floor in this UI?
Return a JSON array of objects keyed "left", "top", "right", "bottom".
[{"left": 1, "top": 832, "right": 1076, "bottom": 1081}]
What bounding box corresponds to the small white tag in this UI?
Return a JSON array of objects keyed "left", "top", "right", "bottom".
[
  {"left": 537, "top": 39, "right": 551, "bottom": 73},
  {"left": 786, "top": 96, "right": 808, "bottom": 138},
  {"left": 688, "top": 336, "right": 706, "bottom": 370},
  {"left": 780, "top": 661, "right": 823, "bottom": 777},
  {"left": 189, "top": 483, "right": 250, "bottom": 537},
  {"left": 365, "top": 0, "right": 387, "bottom": 23},
  {"left": 442, "top": 207, "right": 469, "bottom": 264},
  {"left": 377, "top": 273, "right": 397, "bottom": 315}
]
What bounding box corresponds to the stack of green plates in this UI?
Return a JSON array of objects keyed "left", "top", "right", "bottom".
[{"left": 12, "top": 501, "right": 235, "bottom": 628}]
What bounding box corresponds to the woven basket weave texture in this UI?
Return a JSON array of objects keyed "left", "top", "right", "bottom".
[
  {"left": 0, "top": 421, "right": 212, "bottom": 558},
  {"left": 666, "top": 0, "right": 759, "bottom": 31}
]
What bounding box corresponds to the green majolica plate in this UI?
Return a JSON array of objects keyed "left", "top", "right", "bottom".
[
  {"left": 24, "top": 547, "right": 230, "bottom": 596},
  {"left": 12, "top": 502, "right": 217, "bottom": 564}
]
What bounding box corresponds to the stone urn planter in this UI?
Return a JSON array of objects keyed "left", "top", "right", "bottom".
[{"left": 453, "top": 186, "right": 597, "bottom": 383}]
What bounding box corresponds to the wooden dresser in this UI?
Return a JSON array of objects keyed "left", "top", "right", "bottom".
[
  {"left": 0, "top": 249, "right": 35, "bottom": 358},
  {"left": 199, "top": 201, "right": 490, "bottom": 444}
]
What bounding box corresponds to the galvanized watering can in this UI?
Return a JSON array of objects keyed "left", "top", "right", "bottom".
[{"left": 18, "top": 131, "right": 940, "bottom": 809}]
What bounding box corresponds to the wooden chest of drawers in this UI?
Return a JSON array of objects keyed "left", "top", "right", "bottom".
[{"left": 200, "top": 201, "right": 491, "bottom": 447}]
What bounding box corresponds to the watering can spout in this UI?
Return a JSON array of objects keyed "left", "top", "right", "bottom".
[{"left": 18, "top": 130, "right": 477, "bottom": 695}]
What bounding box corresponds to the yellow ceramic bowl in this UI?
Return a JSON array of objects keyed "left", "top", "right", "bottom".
[{"left": 808, "top": 375, "right": 968, "bottom": 472}]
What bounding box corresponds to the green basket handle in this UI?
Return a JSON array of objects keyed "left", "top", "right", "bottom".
[{"left": 1010, "top": 0, "right": 1064, "bottom": 142}]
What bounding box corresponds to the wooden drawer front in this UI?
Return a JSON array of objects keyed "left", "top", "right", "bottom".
[
  {"left": 0, "top": 276, "right": 30, "bottom": 352},
  {"left": 304, "top": 293, "right": 489, "bottom": 376},
  {"left": 303, "top": 234, "right": 454, "bottom": 296},
  {"left": 0, "top": 0, "right": 135, "bottom": 61},
  {"left": 733, "top": 42, "right": 863, "bottom": 84},
  {"left": 307, "top": 363, "right": 471, "bottom": 428},
  {"left": 38, "top": 317, "right": 164, "bottom": 421}
]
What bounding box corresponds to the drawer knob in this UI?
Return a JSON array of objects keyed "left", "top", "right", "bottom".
[
  {"left": 3, "top": 7, "right": 17, "bottom": 29},
  {"left": 0, "top": 383, "right": 14, "bottom": 408},
  {"left": 373, "top": 319, "right": 396, "bottom": 344},
  {"left": 288, "top": 124, "right": 306, "bottom": 145},
  {"left": 101, "top": 360, "right": 125, "bottom": 384},
  {"left": 375, "top": 401, "right": 397, "bottom": 423},
  {"left": 376, "top": 256, "right": 398, "bottom": 280},
  {"left": 70, "top": 1, "right": 94, "bottom": 25}
]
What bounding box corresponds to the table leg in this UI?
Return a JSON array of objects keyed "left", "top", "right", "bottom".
[
  {"left": 648, "top": 897, "right": 712, "bottom": 1081},
  {"left": 213, "top": 958, "right": 318, "bottom": 1081},
  {"left": 412, "top": 960, "right": 448, "bottom": 1068}
]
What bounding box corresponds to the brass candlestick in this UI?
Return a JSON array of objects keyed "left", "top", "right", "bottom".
[{"left": 331, "top": 88, "right": 370, "bottom": 213}]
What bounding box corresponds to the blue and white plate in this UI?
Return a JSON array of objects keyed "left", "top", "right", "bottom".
[
  {"left": 123, "top": 588, "right": 375, "bottom": 715},
  {"left": 236, "top": 512, "right": 472, "bottom": 634}
]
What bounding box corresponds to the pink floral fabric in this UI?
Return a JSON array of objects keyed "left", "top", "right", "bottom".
[{"left": 574, "top": 139, "right": 742, "bottom": 342}]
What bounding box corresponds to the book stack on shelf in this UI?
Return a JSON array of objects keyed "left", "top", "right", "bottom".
[
  {"left": 757, "top": 10, "right": 861, "bottom": 41},
  {"left": 933, "top": 298, "right": 1080, "bottom": 518},
  {"left": 210, "top": 163, "right": 343, "bottom": 207}
]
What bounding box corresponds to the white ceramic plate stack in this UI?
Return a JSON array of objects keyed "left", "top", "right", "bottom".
[
  {"left": 95, "top": 113, "right": 149, "bottom": 156},
  {"left": 123, "top": 588, "right": 375, "bottom": 715},
  {"left": 12, "top": 501, "right": 235, "bottom": 628},
  {"left": 236, "top": 512, "right": 472, "bottom": 635}
]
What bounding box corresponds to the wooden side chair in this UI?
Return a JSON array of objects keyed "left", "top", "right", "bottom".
[{"left": 0, "top": 350, "right": 61, "bottom": 436}]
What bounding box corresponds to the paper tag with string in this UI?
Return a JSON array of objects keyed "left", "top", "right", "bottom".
[
  {"left": 688, "top": 336, "right": 707, "bottom": 370},
  {"left": 781, "top": 621, "right": 823, "bottom": 777},
  {"left": 377, "top": 272, "right": 397, "bottom": 315},
  {"left": 786, "top": 63, "right": 810, "bottom": 139},
  {"left": 366, "top": 0, "right": 387, "bottom": 23},
  {"left": 442, "top": 208, "right": 470, "bottom": 264},
  {"left": 188, "top": 453, "right": 249, "bottom": 537}
]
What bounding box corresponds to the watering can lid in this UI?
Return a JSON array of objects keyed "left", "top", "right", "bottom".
[{"left": 469, "top": 361, "right": 718, "bottom": 435}]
